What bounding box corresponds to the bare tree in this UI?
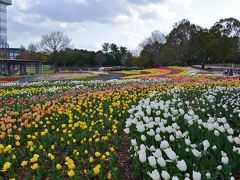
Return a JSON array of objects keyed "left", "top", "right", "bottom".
[
  {"left": 40, "top": 31, "right": 71, "bottom": 68},
  {"left": 27, "top": 43, "right": 38, "bottom": 52}
]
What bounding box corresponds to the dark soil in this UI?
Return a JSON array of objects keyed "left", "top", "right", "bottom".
[{"left": 116, "top": 133, "right": 136, "bottom": 180}]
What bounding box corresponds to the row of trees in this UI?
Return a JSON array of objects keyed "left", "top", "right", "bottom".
[
  {"left": 138, "top": 18, "right": 240, "bottom": 67},
  {"left": 19, "top": 17, "right": 240, "bottom": 68},
  {"left": 19, "top": 32, "right": 132, "bottom": 68}
]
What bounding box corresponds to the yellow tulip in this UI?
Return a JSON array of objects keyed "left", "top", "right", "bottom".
[
  {"left": 95, "top": 152, "right": 101, "bottom": 158},
  {"left": 21, "top": 161, "right": 28, "bottom": 167},
  {"left": 30, "top": 163, "right": 39, "bottom": 170},
  {"left": 56, "top": 164, "right": 62, "bottom": 170},
  {"left": 67, "top": 170, "right": 75, "bottom": 177},
  {"left": 93, "top": 164, "right": 101, "bottom": 175},
  {"left": 12, "top": 154, "right": 16, "bottom": 160},
  {"left": 89, "top": 157, "right": 94, "bottom": 163},
  {"left": 1, "top": 162, "right": 11, "bottom": 172},
  {"left": 107, "top": 171, "right": 112, "bottom": 179},
  {"left": 15, "top": 141, "right": 20, "bottom": 146}
]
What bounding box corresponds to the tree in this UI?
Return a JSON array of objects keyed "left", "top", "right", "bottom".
[
  {"left": 40, "top": 31, "right": 71, "bottom": 68},
  {"left": 140, "top": 30, "right": 166, "bottom": 66},
  {"left": 166, "top": 19, "right": 201, "bottom": 65},
  {"left": 211, "top": 18, "right": 240, "bottom": 37},
  {"left": 210, "top": 18, "right": 240, "bottom": 63},
  {"left": 131, "top": 56, "right": 150, "bottom": 68},
  {"left": 95, "top": 51, "right": 105, "bottom": 66},
  {"left": 102, "top": 43, "right": 110, "bottom": 53},
  {"left": 159, "top": 44, "right": 178, "bottom": 66}
]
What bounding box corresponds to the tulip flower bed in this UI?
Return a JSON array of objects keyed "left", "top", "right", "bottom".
[
  {"left": 0, "top": 76, "right": 240, "bottom": 179},
  {"left": 0, "top": 77, "right": 21, "bottom": 82},
  {"left": 34, "top": 73, "right": 99, "bottom": 81},
  {"left": 0, "top": 79, "right": 172, "bottom": 179},
  {"left": 118, "top": 67, "right": 192, "bottom": 79},
  {"left": 124, "top": 85, "right": 240, "bottom": 180}
]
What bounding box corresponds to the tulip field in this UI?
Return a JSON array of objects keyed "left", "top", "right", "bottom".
[{"left": 0, "top": 67, "right": 240, "bottom": 179}]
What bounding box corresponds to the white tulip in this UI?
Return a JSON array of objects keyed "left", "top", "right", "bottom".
[
  {"left": 140, "top": 144, "right": 146, "bottom": 151},
  {"left": 214, "top": 130, "right": 220, "bottom": 136},
  {"left": 217, "top": 165, "right": 222, "bottom": 170},
  {"left": 221, "top": 156, "right": 229, "bottom": 165},
  {"left": 190, "top": 144, "right": 197, "bottom": 148},
  {"left": 155, "top": 117, "right": 161, "bottom": 122},
  {"left": 202, "top": 140, "right": 210, "bottom": 151},
  {"left": 164, "top": 113, "right": 169, "bottom": 118},
  {"left": 150, "top": 145, "right": 156, "bottom": 151},
  {"left": 179, "top": 109, "right": 185, "bottom": 115},
  {"left": 218, "top": 126, "right": 225, "bottom": 133},
  {"left": 192, "top": 171, "right": 201, "bottom": 180},
  {"left": 227, "top": 128, "right": 234, "bottom": 135},
  {"left": 170, "top": 135, "right": 175, "bottom": 141},
  {"left": 193, "top": 115, "right": 199, "bottom": 121},
  {"left": 234, "top": 137, "right": 240, "bottom": 145},
  {"left": 124, "top": 128, "right": 130, "bottom": 134},
  {"left": 212, "top": 145, "right": 217, "bottom": 150},
  {"left": 176, "top": 160, "right": 187, "bottom": 172},
  {"left": 155, "top": 134, "right": 162, "bottom": 141},
  {"left": 192, "top": 149, "right": 202, "bottom": 158},
  {"left": 141, "top": 135, "right": 147, "bottom": 142},
  {"left": 137, "top": 150, "right": 146, "bottom": 163},
  {"left": 224, "top": 123, "right": 230, "bottom": 130},
  {"left": 147, "top": 129, "right": 155, "bottom": 136},
  {"left": 137, "top": 125, "right": 145, "bottom": 133},
  {"left": 153, "top": 149, "right": 162, "bottom": 158},
  {"left": 197, "top": 119, "right": 203, "bottom": 125},
  {"left": 157, "top": 157, "right": 166, "bottom": 167},
  {"left": 131, "top": 139, "right": 137, "bottom": 147},
  {"left": 188, "top": 110, "right": 194, "bottom": 116},
  {"left": 176, "top": 131, "right": 183, "bottom": 138},
  {"left": 161, "top": 170, "right": 170, "bottom": 180},
  {"left": 148, "top": 169, "right": 160, "bottom": 180},
  {"left": 213, "top": 122, "right": 219, "bottom": 129},
  {"left": 164, "top": 148, "right": 178, "bottom": 161},
  {"left": 221, "top": 151, "right": 227, "bottom": 157},
  {"left": 206, "top": 172, "right": 211, "bottom": 179},
  {"left": 227, "top": 136, "right": 234, "bottom": 143},
  {"left": 160, "top": 140, "right": 169, "bottom": 150},
  {"left": 166, "top": 126, "right": 173, "bottom": 133},
  {"left": 134, "top": 146, "right": 138, "bottom": 151},
  {"left": 188, "top": 120, "right": 193, "bottom": 126},
  {"left": 207, "top": 123, "right": 214, "bottom": 131},
  {"left": 185, "top": 139, "right": 191, "bottom": 146},
  {"left": 148, "top": 156, "right": 157, "bottom": 167},
  {"left": 156, "top": 127, "right": 161, "bottom": 134},
  {"left": 172, "top": 176, "right": 179, "bottom": 180}
]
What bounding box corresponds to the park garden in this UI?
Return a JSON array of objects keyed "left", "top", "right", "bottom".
[{"left": 0, "top": 66, "right": 240, "bottom": 179}]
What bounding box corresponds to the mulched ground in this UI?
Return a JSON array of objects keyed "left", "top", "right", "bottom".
[{"left": 116, "top": 133, "right": 136, "bottom": 180}]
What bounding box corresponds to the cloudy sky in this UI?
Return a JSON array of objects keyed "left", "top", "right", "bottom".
[{"left": 7, "top": 0, "right": 240, "bottom": 51}]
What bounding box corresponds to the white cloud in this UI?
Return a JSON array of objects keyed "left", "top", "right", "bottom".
[
  {"left": 169, "top": 0, "right": 192, "bottom": 10},
  {"left": 13, "top": 0, "right": 39, "bottom": 10},
  {"left": 8, "top": 0, "right": 240, "bottom": 50}
]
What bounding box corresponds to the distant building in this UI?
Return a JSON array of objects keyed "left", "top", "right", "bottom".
[
  {"left": 0, "top": 0, "right": 12, "bottom": 45},
  {"left": 0, "top": 0, "right": 22, "bottom": 60},
  {"left": 8, "top": 48, "right": 22, "bottom": 59},
  {"left": 0, "top": 1, "right": 43, "bottom": 76}
]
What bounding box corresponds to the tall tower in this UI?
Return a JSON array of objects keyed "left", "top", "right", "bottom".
[{"left": 0, "top": 0, "right": 12, "bottom": 45}]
